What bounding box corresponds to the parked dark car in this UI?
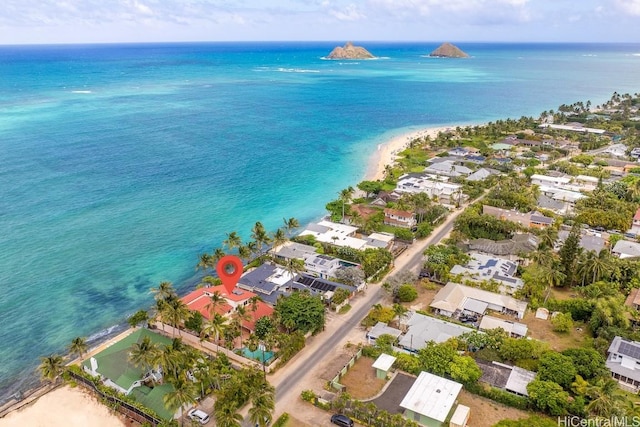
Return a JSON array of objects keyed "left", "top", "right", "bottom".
[{"left": 331, "top": 413, "right": 354, "bottom": 427}]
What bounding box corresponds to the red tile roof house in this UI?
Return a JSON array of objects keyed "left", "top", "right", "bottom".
[
  {"left": 383, "top": 208, "right": 417, "bottom": 229},
  {"left": 181, "top": 285, "right": 274, "bottom": 337}
]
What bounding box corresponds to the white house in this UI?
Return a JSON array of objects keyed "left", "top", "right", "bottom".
[
  {"left": 606, "top": 336, "right": 640, "bottom": 392},
  {"left": 430, "top": 282, "right": 528, "bottom": 319},
  {"left": 449, "top": 252, "right": 524, "bottom": 293},
  {"left": 400, "top": 372, "right": 463, "bottom": 426},
  {"left": 395, "top": 174, "right": 463, "bottom": 204}
]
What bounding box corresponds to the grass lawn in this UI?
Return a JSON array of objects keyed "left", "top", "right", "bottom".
[
  {"left": 522, "top": 310, "right": 589, "bottom": 351},
  {"left": 457, "top": 389, "right": 541, "bottom": 427},
  {"left": 339, "top": 356, "right": 387, "bottom": 400},
  {"left": 405, "top": 279, "right": 441, "bottom": 312}
]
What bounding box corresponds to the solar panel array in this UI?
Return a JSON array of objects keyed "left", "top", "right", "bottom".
[{"left": 618, "top": 341, "right": 640, "bottom": 359}]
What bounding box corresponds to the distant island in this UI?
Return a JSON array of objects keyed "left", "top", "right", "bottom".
[
  {"left": 327, "top": 42, "right": 375, "bottom": 59},
  {"left": 429, "top": 42, "right": 469, "bottom": 58}
]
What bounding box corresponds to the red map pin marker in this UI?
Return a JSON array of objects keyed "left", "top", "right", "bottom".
[{"left": 216, "top": 255, "right": 243, "bottom": 294}]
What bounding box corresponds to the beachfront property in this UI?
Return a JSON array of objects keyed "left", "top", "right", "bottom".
[
  {"left": 83, "top": 329, "right": 175, "bottom": 420},
  {"left": 299, "top": 220, "right": 392, "bottom": 250},
  {"left": 383, "top": 207, "right": 417, "bottom": 229},
  {"left": 538, "top": 123, "right": 607, "bottom": 134},
  {"left": 449, "top": 252, "right": 524, "bottom": 293},
  {"left": 606, "top": 336, "right": 640, "bottom": 392},
  {"left": 393, "top": 173, "right": 464, "bottom": 204},
  {"left": 181, "top": 284, "right": 274, "bottom": 334},
  {"left": 430, "top": 282, "right": 528, "bottom": 319},
  {"left": 478, "top": 315, "right": 528, "bottom": 338},
  {"left": 303, "top": 253, "right": 343, "bottom": 279},
  {"left": 270, "top": 241, "right": 317, "bottom": 262},
  {"left": 399, "top": 371, "right": 463, "bottom": 427},
  {"left": 612, "top": 240, "right": 640, "bottom": 259},
  {"left": 397, "top": 311, "right": 473, "bottom": 353},
  {"left": 482, "top": 205, "right": 554, "bottom": 229},
  {"left": 465, "top": 233, "right": 538, "bottom": 261},
  {"left": 237, "top": 263, "right": 359, "bottom": 305}
]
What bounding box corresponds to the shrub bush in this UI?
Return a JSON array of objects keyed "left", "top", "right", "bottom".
[{"left": 397, "top": 284, "right": 418, "bottom": 302}]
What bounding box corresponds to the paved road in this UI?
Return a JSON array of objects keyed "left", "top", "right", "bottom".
[{"left": 251, "top": 206, "right": 467, "bottom": 427}]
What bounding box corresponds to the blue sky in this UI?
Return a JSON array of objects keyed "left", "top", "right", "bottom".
[{"left": 1, "top": 0, "right": 639, "bottom": 44}]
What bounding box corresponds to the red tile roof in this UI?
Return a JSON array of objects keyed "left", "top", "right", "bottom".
[
  {"left": 634, "top": 208, "right": 640, "bottom": 221},
  {"left": 243, "top": 301, "right": 274, "bottom": 332},
  {"left": 181, "top": 285, "right": 256, "bottom": 320}
]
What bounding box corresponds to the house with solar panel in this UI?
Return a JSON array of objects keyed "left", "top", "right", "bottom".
[
  {"left": 449, "top": 252, "right": 524, "bottom": 294},
  {"left": 606, "top": 336, "right": 640, "bottom": 392}
]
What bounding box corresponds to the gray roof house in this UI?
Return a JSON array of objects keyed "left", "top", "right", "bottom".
[
  {"left": 466, "top": 168, "right": 498, "bottom": 182},
  {"left": 467, "top": 233, "right": 538, "bottom": 259},
  {"left": 607, "top": 336, "right": 640, "bottom": 392},
  {"left": 366, "top": 322, "right": 402, "bottom": 344},
  {"left": 398, "top": 312, "right": 473, "bottom": 353},
  {"left": 557, "top": 230, "right": 606, "bottom": 254},
  {"left": 430, "top": 282, "right": 528, "bottom": 319},
  {"left": 270, "top": 241, "right": 318, "bottom": 261},
  {"left": 612, "top": 240, "right": 640, "bottom": 259}
]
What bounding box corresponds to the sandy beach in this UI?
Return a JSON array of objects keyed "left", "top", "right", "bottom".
[
  {"left": 0, "top": 385, "right": 125, "bottom": 427},
  {"left": 365, "top": 126, "right": 455, "bottom": 181}
]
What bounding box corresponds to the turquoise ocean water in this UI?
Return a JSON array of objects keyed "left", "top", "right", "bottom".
[{"left": 0, "top": 42, "right": 639, "bottom": 401}]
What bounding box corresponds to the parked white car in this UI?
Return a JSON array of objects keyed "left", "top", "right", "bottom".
[{"left": 187, "top": 408, "right": 210, "bottom": 425}]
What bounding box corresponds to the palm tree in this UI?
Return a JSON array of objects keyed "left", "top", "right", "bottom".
[
  {"left": 283, "top": 258, "right": 305, "bottom": 280},
  {"left": 237, "top": 244, "right": 251, "bottom": 263},
  {"left": 154, "top": 338, "right": 186, "bottom": 381},
  {"left": 283, "top": 217, "right": 299, "bottom": 233},
  {"left": 129, "top": 335, "right": 159, "bottom": 374},
  {"left": 163, "top": 296, "right": 190, "bottom": 337},
  {"left": 201, "top": 313, "right": 227, "bottom": 350},
  {"left": 212, "top": 247, "right": 226, "bottom": 264},
  {"left": 68, "top": 336, "right": 88, "bottom": 360},
  {"left": 223, "top": 231, "right": 242, "bottom": 251},
  {"left": 248, "top": 384, "right": 275, "bottom": 427},
  {"left": 586, "top": 378, "right": 625, "bottom": 418},
  {"left": 206, "top": 291, "right": 226, "bottom": 318},
  {"left": 339, "top": 187, "right": 354, "bottom": 223},
  {"left": 591, "top": 249, "right": 615, "bottom": 283},
  {"left": 251, "top": 222, "right": 271, "bottom": 257},
  {"left": 577, "top": 251, "right": 597, "bottom": 287},
  {"left": 163, "top": 375, "right": 199, "bottom": 427},
  {"left": 214, "top": 401, "right": 243, "bottom": 427},
  {"left": 271, "top": 228, "right": 287, "bottom": 250},
  {"left": 38, "top": 354, "right": 65, "bottom": 384},
  {"left": 151, "top": 281, "right": 175, "bottom": 301},
  {"left": 196, "top": 253, "right": 213, "bottom": 272},
  {"left": 232, "top": 305, "right": 251, "bottom": 348},
  {"left": 248, "top": 295, "right": 261, "bottom": 314}
]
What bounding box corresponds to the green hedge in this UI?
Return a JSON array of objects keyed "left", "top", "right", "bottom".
[
  {"left": 273, "top": 412, "right": 290, "bottom": 427},
  {"left": 465, "top": 382, "right": 530, "bottom": 410}
]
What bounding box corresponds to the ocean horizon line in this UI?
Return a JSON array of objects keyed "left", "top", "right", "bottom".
[{"left": 2, "top": 40, "right": 640, "bottom": 48}]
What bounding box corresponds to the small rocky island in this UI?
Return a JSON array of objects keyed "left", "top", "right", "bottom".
[
  {"left": 327, "top": 42, "right": 375, "bottom": 59},
  {"left": 429, "top": 42, "right": 469, "bottom": 58}
]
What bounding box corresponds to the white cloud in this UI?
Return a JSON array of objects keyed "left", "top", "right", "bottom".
[
  {"left": 615, "top": 0, "right": 640, "bottom": 15},
  {"left": 329, "top": 4, "right": 366, "bottom": 21}
]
